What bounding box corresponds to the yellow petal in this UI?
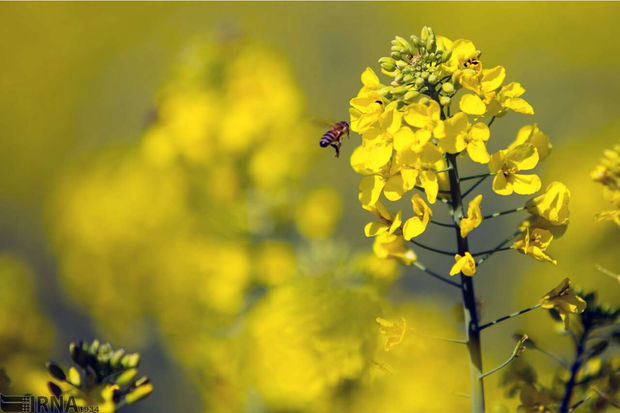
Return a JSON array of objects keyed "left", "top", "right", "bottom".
[
  {"left": 492, "top": 173, "right": 513, "bottom": 196},
  {"left": 404, "top": 103, "right": 430, "bottom": 128},
  {"left": 393, "top": 127, "right": 415, "bottom": 152},
  {"left": 420, "top": 171, "right": 438, "bottom": 204},
  {"left": 403, "top": 217, "right": 426, "bottom": 240},
  {"left": 459, "top": 94, "right": 486, "bottom": 116},
  {"left": 359, "top": 175, "right": 386, "bottom": 206},
  {"left": 384, "top": 174, "right": 406, "bottom": 201},
  {"left": 481, "top": 66, "right": 506, "bottom": 92},
  {"left": 512, "top": 174, "right": 542, "bottom": 195},
  {"left": 361, "top": 67, "right": 380, "bottom": 88},
  {"left": 365, "top": 221, "right": 388, "bottom": 237},
  {"left": 466, "top": 140, "right": 491, "bottom": 164},
  {"left": 507, "top": 143, "right": 539, "bottom": 170},
  {"left": 504, "top": 97, "right": 534, "bottom": 115}
]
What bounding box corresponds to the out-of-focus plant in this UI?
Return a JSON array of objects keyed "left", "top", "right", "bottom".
[
  {"left": 591, "top": 144, "right": 620, "bottom": 226},
  {"left": 46, "top": 340, "right": 152, "bottom": 412},
  {"left": 0, "top": 253, "right": 53, "bottom": 394},
  {"left": 347, "top": 26, "right": 585, "bottom": 412},
  {"left": 502, "top": 288, "right": 619, "bottom": 412}
]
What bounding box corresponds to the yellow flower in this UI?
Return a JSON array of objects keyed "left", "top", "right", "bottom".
[
  {"left": 403, "top": 100, "right": 444, "bottom": 140},
  {"left": 512, "top": 227, "right": 557, "bottom": 264},
  {"left": 349, "top": 68, "right": 386, "bottom": 134},
  {"left": 449, "top": 252, "right": 476, "bottom": 276},
  {"left": 458, "top": 65, "right": 534, "bottom": 118},
  {"left": 526, "top": 181, "right": 570, "bottom": 225},
  {"left": 402, "top": 194, "right": 432, "bottom": 240},
  {"left": 508, "top": 123, "right": 552, "bottom": 161},
  {"left": 438, "top": 112, "right": 490, "bottom": 163},
  {"left": 460, "top": 195, "right": 483, "bottom": 238},
  {"left": 489, "top": 143, "right": 541, "bottom": 195},
  {"left": 540, "top": 278, "right": 586, "bottom": 329},
  {"left": 443, "top": 38, "right": 482, "bottom": 75},
  {"left": 595, "top": 209, "right": 620, "bottom": 226},
  {"left": 395, "top": 142, "right": 445, "bottom": 203},
  {"left": 376, "top": 317, "right": 407, "bottom": 351},
  {"left": 373, "top": 232, "right": 417, "bottom": 265},
  {"left": 363, "top": 202, "right": 402, "bottom": 237}
]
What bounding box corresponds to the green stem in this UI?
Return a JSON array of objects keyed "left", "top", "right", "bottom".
[
  {"left": 560, "top": 330, "right": 589, "bottom": 413},
  {"left": 479, "top": 304, "right": 541, "bottom": 330},
  {"left": 413, "top": 261, "right": 461, "bottom": 288},
  {"left": 483, "top": 206, "right": 526, "bottom": 220},
  {"left": 446, "top": 153, "right": 485, "bottom": 413},
  {"left": 409, "top": 239, "right": 457, "bottom": 256}
]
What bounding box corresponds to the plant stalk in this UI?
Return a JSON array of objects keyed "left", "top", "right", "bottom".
[
  {"left": 446, "top": 153, "right": 485, "bottom": 413},
  {"left": 560, "top": 330, "right": 588, "bottom": 413}
]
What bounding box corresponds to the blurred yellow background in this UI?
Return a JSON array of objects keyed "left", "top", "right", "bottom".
[{"left": 0, "top": 2, "right": 619, "bottom": 412}]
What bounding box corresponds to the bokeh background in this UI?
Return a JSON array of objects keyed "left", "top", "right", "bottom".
[{"left": 1, "top": 2, "right": 619, "bottom": 412}]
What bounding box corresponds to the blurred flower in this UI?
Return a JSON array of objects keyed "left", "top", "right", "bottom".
[
  {"left": 295, "top": 187, "right": 342, "bottom": 240},
  {"left": 540, "top": 278, "right": 586, "bottom": 329},
  {"left": 591, "top": 144, "right": 620, "bottom": 226},
  {"left": 373, "top": 233, "right": 417, "bottom": 266},
  {"left": 376, "top": 317, "right": 407, "bottom": 351},
  {"left": 255, "top": 241, "right": 297, "bottom": 286},
  {"left": 526, "top": 181, "right": 570, "bottom": 225},
  {"left": 513, "top": 227, "right": 557, "bottom": 265}
]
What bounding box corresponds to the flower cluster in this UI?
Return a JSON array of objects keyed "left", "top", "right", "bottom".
[
  {"left": 349, "top": 26, "right": 566, "bottom": 274},
  {"left": 591, "top": 144, "right": 620, "bottom": 226},
  {"left": 46, "top": 340, "right": 152, "bottom": 412}
]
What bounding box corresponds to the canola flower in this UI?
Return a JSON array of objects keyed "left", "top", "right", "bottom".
[
  {"left": 348, "top": 26, "right": 572, "bottom": 413},
  {"left": 591, "top": 144, "right": 620, "bottom": 226}
]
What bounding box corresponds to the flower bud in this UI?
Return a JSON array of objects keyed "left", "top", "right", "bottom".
[
  {"left": 410, "top": 34, "right": 422, "bottom": 48},
  {"left": 414, "top": 78, "right": 425, "bottom": 88},
  {"left": 428, "top": 74, "right": 438, "bottom": 84},
  {"left": 441, "top": 82, "right": 455, "bottom": 94},
  {"left": 404, "top": 90, "right": 419, "bottom": 100},
  {"left": 442, "top": 48, "right": 452, "bottom": 62},
  {"left": 394, "top": 36, "right": 413, "bottom": 54},
  {"left": 439, "top": 96, "right": 451, "bottom": 106}
]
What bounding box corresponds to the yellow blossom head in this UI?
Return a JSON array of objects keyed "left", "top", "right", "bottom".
[
  {"left": 540, "top": 278, "right": 586, "bottom": 329},
  {"left": 450, "top": 252, "right": 476, "bottom": 276},
  {"left": 526, "top": 181, "right": 570, "bottom": 225}
]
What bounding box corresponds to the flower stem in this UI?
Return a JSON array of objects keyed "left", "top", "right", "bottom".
[
  {"left": 409, "top": 239, "right": 457, "bottom": 256},
  {"left": 483, "top": 206, "right": 526, "bottom": 220},
  {"left": 430, "top": 219, "right": 458, "bottom": 228},
  {"left": 471, "top": 246, "right": 511, "bottom": 257},
  {"left": 413, "top": 261, "right": 461, "bottom": 288},
  {"left": 462, "top": 175, "right": 489, "bottom": 198},
  {"left": 446, "top": 153, "right": 485, "bottom": 413},
  {"left": 479, "top": 304, "right": 541, "bottom": 330},
  {"left": 476, "top": 230, "right": 521, "bottom": 267},
  {"left": 560, "top": 330, "right": 589, "bottom": 413},
  {"left": 460, "top": 173, "right": 494, "bottom": 182}
]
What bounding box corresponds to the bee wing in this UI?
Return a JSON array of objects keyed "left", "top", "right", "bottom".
[{"left": 310, "top": 117, "right": 338, "bottom": 129}]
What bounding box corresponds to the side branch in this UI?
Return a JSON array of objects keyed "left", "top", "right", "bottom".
[
  {"left": 410, "top": 239, "right": 457, "bottom": 256},
  {"left": 476, "top": 230, "right": 521, "bottom": 267},
  {"left": 472, "top": 247, "right": 511, "bottom": 257},
  {"left": 483, "top": 206, "right": 526, "bottom": 220},
  {"left": 462, "top": 175, "right": 489, "bottom": 198},
  {"left": 412, "top": 262, "right": 461, "bottom": 288},
  {"left": 460, "top": 173, "right": 495, "bottom": 182},
  {"left": 479, "top": 335, "right": 528, "bottom": 379},
  {"left": 479, "top": 304, "right": 541, "bottom": 330}
]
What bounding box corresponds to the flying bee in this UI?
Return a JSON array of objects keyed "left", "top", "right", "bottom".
[{"left": 319, "top": 121, "right": 350, "bottom": 158}]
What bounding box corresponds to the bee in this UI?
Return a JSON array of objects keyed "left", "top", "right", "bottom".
[{"left": 319, "top": 121, "right": 350, "bottom": 158}]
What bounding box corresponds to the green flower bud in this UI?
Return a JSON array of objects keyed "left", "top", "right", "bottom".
[
  {"left": 394, "top": 36, "right": 413, "bottom": 54},
  {"left": 428, "top": 74, "right": 438, "bottom": 84},
  {"left": 420, "top": 71, "right": 429, "bottom": 79},
  {"left": 404, "top": 90, "right": 419, "bottom": 100},
  {"left": 441, "top": 82, "right": 455, "bottom": 94},
  {"left": 442, "top": 48, "right": 452, "bottom": 62},
  {"left": 391, "top": 86, "right": 407, "bottom": 95},
  {"left": 379, "top": 58, "right": 396, "bottom": 72},
  {"left": 395, "top": 60, "right": 407, "bottom": 69},
  {"left": 88, "top": 339, "right": 100, "bottom": 355},
  {"left": 410, "top": 34, "right": 422, "bottom": 48},
  {"left": 402, "top": 74, "right": 414, "bottom": 83},
  {"left": 414, "top": 78, "right": 425, "bottom": 88},
  {"left": 439, "top": 96, "right": 451, "bottom": 106}
]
